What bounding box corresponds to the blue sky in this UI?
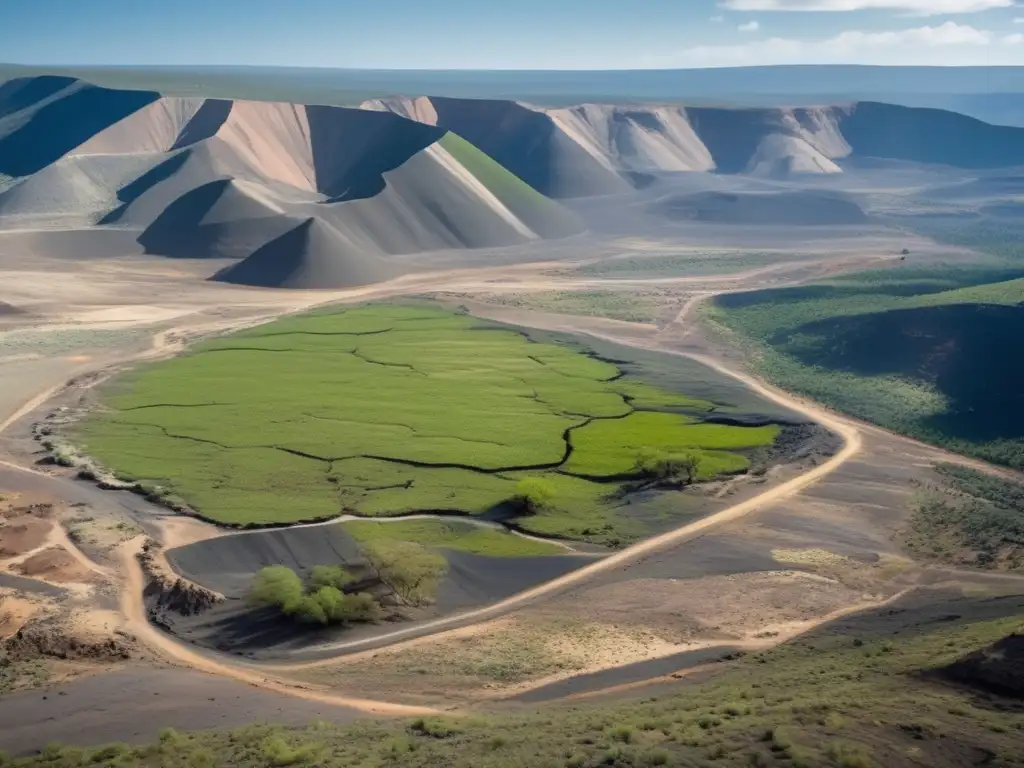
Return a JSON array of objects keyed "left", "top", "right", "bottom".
[{"left": 1, "top": 0, "right": 1022, "bottom": 69}]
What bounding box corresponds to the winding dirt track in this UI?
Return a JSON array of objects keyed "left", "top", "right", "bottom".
[
  {"left": 0, "top": 288, "right": 870, "bottom": 713},
  {"left": 259, "top": 345, "right": 863, "bottom": 668},
  {"left": 116, "top": 537, "right": 442, "bottom": 716}
]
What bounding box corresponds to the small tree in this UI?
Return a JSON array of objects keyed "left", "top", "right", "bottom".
[
  {"left": 287, "top": 594, "right": 330, "bottom": 625},
  {"left": 308, "top": 565, "right": 354, "bottom": 591},
  {"left": 249, "top": 565, "right": 304, "bottom": 612},
  {"left": 336, "top": 591, "right": 384, "bottom": 622},
  {"left": 363, "top": 540, "right": 448, "bottom": 607},
  {"left": 249, "top": 565, "right": 383, "bottom": 626},
  {"left": 513, "top": 476, "right": 556, "bottom": 514},
  {"left": 635, "top": 449, "right": 702, "bottom": 485}
]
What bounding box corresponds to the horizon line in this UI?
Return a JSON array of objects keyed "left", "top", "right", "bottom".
[{"left": 4, "top": 62, "right": 1024, "bottom": 73}]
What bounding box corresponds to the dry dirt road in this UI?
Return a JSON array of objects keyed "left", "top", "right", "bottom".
[
  {"left": 260, "top": 345, "right": 864, "bottom": 668},
  {"left": 0, "top": 292, "right": 869, "bottom": 711},
  {"left": 13, "top": 257, "right": 982, "bottom": 717},
  {"left": 116, "top": 537, "right": 442, "bottom": 716}
]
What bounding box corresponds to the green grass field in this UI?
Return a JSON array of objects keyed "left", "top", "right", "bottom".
[
  {"left": 73, "top": 304, "right": 776, "bottom": 544},
  {"left": 341, "top": 518, "right": 565, "bottom": 557},
  {"left": 19, "top": 601, "right": 1024, "bottom": 767},
  {"left": 708, "top": 264, "right": 1024, "bottom": 469}
]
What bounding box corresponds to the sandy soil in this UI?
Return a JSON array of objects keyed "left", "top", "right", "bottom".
[
  {"left": 13, "top": 548, "right": 93, "bottom": 584},
  {"left": 290, "top": 615, "right": 701, "bottom": 705},
  {"left": 0, "top": 589, "right": 48, "bottom": 639},
  {"left": 0, "top": 515, "right": 51, "bottom": 560}
]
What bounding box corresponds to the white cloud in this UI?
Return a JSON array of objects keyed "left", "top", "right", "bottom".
[
  {"left": 738, "top": 20, "right": 762, "bottom": 31},
  {"left": 720, "top": 0, "right": 1011, "bottom": 14},
  {"left": 1015, "top": 17, "right": 1024, "bottom": 23},
  {"left": 652, "top": 22, "right": 1021, "bottom": 67}
]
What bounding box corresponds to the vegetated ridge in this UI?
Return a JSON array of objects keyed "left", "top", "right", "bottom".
[{"left": 709, "top": 263, "right": 1024, "bottom": 470}]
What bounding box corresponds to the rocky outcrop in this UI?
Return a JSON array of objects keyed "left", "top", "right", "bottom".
[{"left": 138, "top": 539, "right": 223, "bottom": 617}]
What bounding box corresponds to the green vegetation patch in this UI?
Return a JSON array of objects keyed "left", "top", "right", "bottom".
[
  {"left": 438, "top": 132, "right": 556, "bottom": 218},
  {"left": 342, "top": 518, "right": 565, "bottom": 557},
  {"left": 709, "top": 265, "right": 1024, "bottom": 469},
  {"left": 73, "top": 304, "right": 775, "bottom": 542},
  {"left": 905, "top": 463, "right": 1024, "bottom": 570},
  {"left": 564, "top": 412, "right": 777, "bottom": 479}
]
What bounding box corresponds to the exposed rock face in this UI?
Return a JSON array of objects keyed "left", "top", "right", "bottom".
[
  {"left": 2, "top": 627, "right": 133, "bottom": 663},
  {"left": 138, "top": 539, "right": 224, "bottom": 617}
]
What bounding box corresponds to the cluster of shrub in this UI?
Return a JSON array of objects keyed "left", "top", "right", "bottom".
[
  {"left": 906, "top": 463, "right": 1024, "bottom": 570},
  {"left": 249, "top": 540, "right": 448, "bottom": 626}
]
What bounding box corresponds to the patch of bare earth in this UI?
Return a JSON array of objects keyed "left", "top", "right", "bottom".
[
  {"left": 65, "top": 513, "right": 141, "bottom": 557},
  {"left": 13, "top": 547, "right": 93, "bottom": 584},
  {"left": 0, "top": 504, "right": 54, "bottom": 559},
  {"left": 0, "top": 590, "right": 48, "bottom": 640},
  {"left": 531, "top": 571, "right": 888, "bottom": 644},
  {"left": 292, "top": 616, "right": 695, "bottom": 705},
  {"left": 1, "top": 599, "right": 135, "bottom": 695}
]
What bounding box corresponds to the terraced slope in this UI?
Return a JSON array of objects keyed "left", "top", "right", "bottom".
[{"left": 71, "top": 304, "right": 781, "bottom": 545}]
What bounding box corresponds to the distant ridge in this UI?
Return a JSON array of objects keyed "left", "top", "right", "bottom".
[
  {"left": 367, "top": 96, "right": 1024, "bottom": 197},
  {"left": 0, "top": 75, "right": 585, "bottom": 289},
  {"left": 3, "top": 70, "right": 1024, "bottom": 290}
]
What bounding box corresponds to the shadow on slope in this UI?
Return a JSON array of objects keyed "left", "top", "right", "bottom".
[
  {"left": 0, "top": 75, "right": 78, "bottom": 119},
  {"left": 170, "top": 98, "right": 233, "bottom": 150},
  {"left": 938, "top": 632, "right": 1024, "bottom": 699},
  {"left": 211, "top": 216, "right": 397, "bottom": 289},
  {"left": 686, "top": 107, "right": 794, "bottom": 174},
  {"left": 136, "top": 178, "right": 293, "bottom": 259},
  {"left": 428, "top": 97, "right": 630, "bottom": 198},
  {"left": 0, "top": 82, "right": 158, "bottom": 177},
  {"left": 841, "top": 102, "right": 1024, "bottom": 169},
  {"left": 306, "top": 105, "right": 445, "bottom": 200},
  {"left": 97, "top": 148, "right": 194, "bottom": 225},
  {"left": 780, "top": 303, "right": 1024, "bottom": 442}
]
